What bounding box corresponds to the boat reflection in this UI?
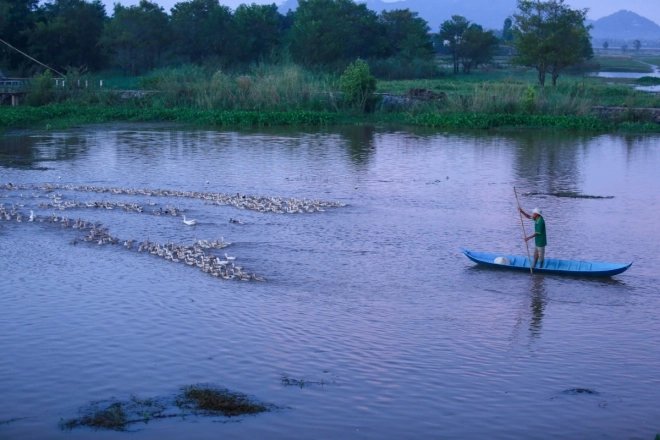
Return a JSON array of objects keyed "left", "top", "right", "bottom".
[{"left": 529, "top": 275, "right": 546, "bottom": 338}]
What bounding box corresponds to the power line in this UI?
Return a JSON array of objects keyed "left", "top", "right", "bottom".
[{"left": 0, "top": 37, "right": 64, "bottom": 77}]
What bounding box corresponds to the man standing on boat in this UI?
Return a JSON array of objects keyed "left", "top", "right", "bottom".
[{"left": 519, "top": 207, "right": 547, "bottom": 268}]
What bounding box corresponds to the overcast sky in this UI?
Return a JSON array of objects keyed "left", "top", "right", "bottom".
[{"left": 99, "top": 0, "right": 660, "bottom": 25}]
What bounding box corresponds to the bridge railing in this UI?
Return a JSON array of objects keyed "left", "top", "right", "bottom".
[{"left": 0, "top": 78, "right": 26, "bottom": 91}]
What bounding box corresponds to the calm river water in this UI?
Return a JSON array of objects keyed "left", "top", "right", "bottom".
[{"left": 1, "top": 125, "right": 659, "bottom": 439}]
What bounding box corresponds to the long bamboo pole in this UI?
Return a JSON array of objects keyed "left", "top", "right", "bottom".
[{"left": 514, "top": 187, "right": 533, "bottom": 274}]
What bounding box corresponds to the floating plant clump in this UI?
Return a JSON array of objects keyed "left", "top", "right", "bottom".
[
  {"left": 175, "top": 384, "right": 271, "bottom": 416},
  {"left": 60, "top": 385, "right": 274, "bottom": 431},
  {"left": 281, "top": 375, "right": 327, "bottom": 388},
  {"left": 525, "top": 191, "right": 614, "bottom": 199},
  {"left": 60, "top": 396, "right": 171, "bottom": 431}
]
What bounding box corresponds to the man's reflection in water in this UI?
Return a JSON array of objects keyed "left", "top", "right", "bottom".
[{"left": 529, "top": 275, "right": 546, "bottom": 337}]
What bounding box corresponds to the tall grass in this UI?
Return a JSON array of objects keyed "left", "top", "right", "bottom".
[
  {"left": 140, "top": 64, "right": 339, "bottom": 111},
  {"left": 385, "top": 75, "right": 659, "bottom": 117}
]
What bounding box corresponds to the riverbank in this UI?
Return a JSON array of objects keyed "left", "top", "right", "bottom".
[
  {"left": 2, "top": 103, "right": 660, "bottom": 133},
  {"left": 3, "top": 60, "right": 660, "bottom": 133}
]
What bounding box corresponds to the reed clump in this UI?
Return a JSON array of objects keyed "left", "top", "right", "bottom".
[{"left": 142, "top": 64, "right": 338, "bottom": 112}]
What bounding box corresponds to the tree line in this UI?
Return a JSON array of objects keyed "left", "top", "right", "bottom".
[{"left": 0, "top": 0, "right": 592, "bottom": 86}]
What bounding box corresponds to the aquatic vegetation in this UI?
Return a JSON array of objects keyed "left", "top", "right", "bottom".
[
  {"left": 60, "top": 402, "right": 130, "bottom": 431},
  {"left": 404, "top": 113, "right": 609, "bottom": 131},
  {"left": 0, "top": 105, "right": 339, "bottom": 131},
  {"left": 176, "top": 385, "right": 270, "bottom": 416},
  {"left": 525, "top": 191, "right": 614, "bottom": 199},
  {"left": 59, "top": 397, "right": 172, "bottom": 431},
  {"left": 60, "top": 386, "right": 272, "bottom": 431},
  {"left": 562, "top": 388, "right": 600, "bottom": 395},
  {"left": 281, "top": 376, "right": 327, "bottom": 388}
]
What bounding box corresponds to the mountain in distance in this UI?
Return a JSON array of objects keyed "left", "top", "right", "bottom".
[
  {"left": 589, "top": 10, "right": 660, "bottom": 42},
  {"left": 278, "top": 0, "right": 518, "bottom": 30}
]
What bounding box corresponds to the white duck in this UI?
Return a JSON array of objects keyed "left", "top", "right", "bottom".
[{"left": 183, "top": 215, "right": 197, "bottom": 226}]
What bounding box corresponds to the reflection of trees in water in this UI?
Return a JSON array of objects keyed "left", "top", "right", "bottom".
[
  {"left": 622, "top": 134, "right": 658, "bottom": 165},
  {"left": 338, "top": 125, "right": 376, "bottom": 166},
  {"left": 529, "top": 275, "right": 546, "bottom": 338},
  {"left": 0, "top": 135, "right": 42, "bottom": 169},
  {"left": 0, "top": 134, "right": 88, "bottom": 169},
  {"left": 511, "top": 131, "right": 597, "bottom": 195}
]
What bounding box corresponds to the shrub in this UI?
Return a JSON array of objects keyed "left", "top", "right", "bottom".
[
  {"left": 25, "top": 70, "right": 56, "bottom": 106},
  {"left": 521, "top": 85, "right": 537, "bottom": 114},
  {"left": 338, "top": 59, "right": 377, "bottom": 111}
]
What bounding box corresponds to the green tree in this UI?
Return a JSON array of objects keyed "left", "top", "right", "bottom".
[
  {"left": 289, "top": 0, "right": 386, "bottom": 69},
  {"left": 0, "top": 0, "right": 38, "bottom": 73},
  {"left": 633, "top": 39, "right": 641, "bottom": 53},
  {"left": 234, "top": 3, "right": 284, "bottom": 65},
  {"left": 170, "top": 0, "right": 236, "bottom": 65},
  {"left": 602, "top": 41, "right": 608, "bottom": 50},
  {"left": 438, "top": 15, "right": 470, "bottom": 74},
  {"left": 512, "top": 0, "right": 592, "bottom": 86},
  {"left": 338, "top": 58, "right": 376, "bottom": 111},
  {"left": 28, "top": 0, "right": 107, "bottom": 71},
  {"left": 457, "top": 24, "right": 498, "bottom": 73},
  {"left": 378, "top": 9, "right": 433, "bottom": 61},
  {"left": 101, "top": 0, "right": 170, "bottom": 76},
  {"left": 438, "top": 16, "right": 497, "bottom": 74}
]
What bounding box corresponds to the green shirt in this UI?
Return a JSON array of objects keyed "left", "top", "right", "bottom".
[{"left": 535, "top": 215, "right": 547, "bottom": 247}]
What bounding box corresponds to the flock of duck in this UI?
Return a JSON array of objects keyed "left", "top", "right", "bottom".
[
  {"left": 2, "top": 182, "right": 345, "bottom": 214},
  {"left": 1, "top": 182, "right": 347, "bottom": 282}
]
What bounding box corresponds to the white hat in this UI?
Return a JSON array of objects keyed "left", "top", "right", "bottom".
[{"left": 532, "top": 207, "right": 542, "bottom": 215}]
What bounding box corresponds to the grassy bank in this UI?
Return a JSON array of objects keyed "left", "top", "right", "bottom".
[
  {"left": 1, "top": 62, "right": 659, "bottom": 133},
  {"left": 5, "top": 104, "right": 658, "bottom": 132},
  {"left": 0, "top": 105, "right": 340, "bottom": 129}
]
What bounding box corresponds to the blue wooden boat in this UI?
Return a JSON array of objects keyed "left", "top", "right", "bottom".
[{"left": 461, "top": 248, "right": 632, "bottom": 277}]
